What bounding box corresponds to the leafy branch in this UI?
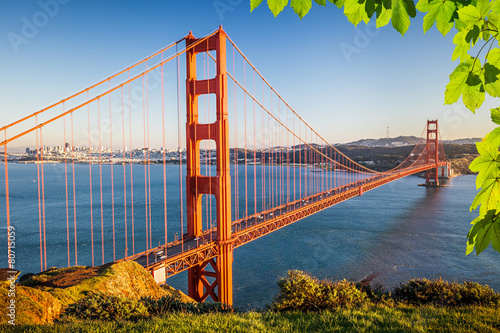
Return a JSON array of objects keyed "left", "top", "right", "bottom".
[{"left": 251, "top": 0, "right": 500, "bottom": 255}]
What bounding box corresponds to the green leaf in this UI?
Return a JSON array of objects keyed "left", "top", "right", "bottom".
[
  {"left": 344, "top": 0, "right": 370, "bottom": 25},
  {"left": 377, "top": 7, "right": 393, "bottom": 26},
  {"left": 391, "top": 0, "right": 413, "bottom": 35},
  {"left": 444, "top": 58, "right": 485, "bottom": 112},
  {"left": 467, "top": 210, "right": 500, "bottom": 255},
  {"left": 481, "top": 20, "right": 491, "bottom": 40},
  {"left": 314, "top": 0, "right": 327, "bottom": 5},
  {"left": 491, "top": 108, "right": 500, "bottom": 125},
  {"left": 329, "top": 0, "right": 346, "bottom": 9},
  {"left": 251, "top": 0, "right": 265, "bottom": 11},
  {"left": 403, "top": 0, "right": 416, "bottom": 17},
  {"left": 470, "top": 167, "right": 500, "bottom": 216},
  {"left": 483, "top": 63, "right": 500, "bottom": 97},
  {"left": 291, "top": 0, "right": 313, "bottom": 18},
  {"left": 366, "top": 0, "right": 376, "bottom": 17},
  {"left": 268, "top": 0, "right": 289, "bottom": 16},
  {"left": 484, "top": 126, "right": 500, "bottom": 151},
  {"left": 469, "top": 140, "right": 499, "bottom": 189},
  {"left": 476, "top": 0, "right": 491, "bottom": 18},
  {"left": 416, "top": 0, "right": 431, "bottom": 11},
  {"left": 465, "top": 24, "right": 480, "bottom": 45},
  {"left": 458, "top": 4, "right": 483, "bottom": 26},
  {"left": 452, "top": 30, "right": 470, "bottom": 61},
  {"left": 422, "top": 0, "right": 456, "bottom": 36}
]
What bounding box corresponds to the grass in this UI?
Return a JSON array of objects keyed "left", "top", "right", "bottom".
[{"left": 1, "top": 305, "right": 499, "bottom": 333}]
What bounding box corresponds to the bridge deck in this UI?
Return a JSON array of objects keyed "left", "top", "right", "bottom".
[{"left": 123, "top": 163, "right": 446, "bottom": 283}]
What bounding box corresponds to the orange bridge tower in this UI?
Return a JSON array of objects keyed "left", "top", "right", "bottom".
[
  {"left": 185, "top": 27, "right": 233, "bottom": 305},
  {"left": 425, "top": 119, "right": 439, "bottom": 186}
]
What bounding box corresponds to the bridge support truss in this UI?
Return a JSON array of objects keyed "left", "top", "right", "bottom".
[
  {"left": 425, "top": 120, "right": 439, "bottom": 186},
  {"left": 185, "top": 28, "right": 233, "bottom": 304}
]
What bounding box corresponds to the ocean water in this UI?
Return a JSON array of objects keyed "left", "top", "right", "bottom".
[{"left": 0, "top": 163, "right": 498, "bottom": 309}]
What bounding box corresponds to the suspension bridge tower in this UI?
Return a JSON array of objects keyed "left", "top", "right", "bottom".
[
  {"left": 425, "top": 119, "right": 440, "bottom": 186},
  {"left": 185, "top": 27, "right": 233, "bottom": 305}
]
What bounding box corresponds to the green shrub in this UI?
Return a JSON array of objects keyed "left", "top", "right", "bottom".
[
  {"left": 355, "top": 274, "right": 394, "bottom": 306},
  {"left": 140, "top": 295, "right": 233, "bottom": 316},
  {"left": 271, "top": 270, "right": 370, "bottom": 311},
  {"left": 64, "top": 293, "right": 149, "bottom": 321},
  {"left": 141, "top": 295, "right": 179, "bottom": 316},
  {"left": 394, "top": 278, "right": 500, "bottom": 307}
]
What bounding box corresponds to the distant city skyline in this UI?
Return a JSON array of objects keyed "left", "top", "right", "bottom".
[{"left": 1, "top": 1, "right": 497, "bottom": 148}]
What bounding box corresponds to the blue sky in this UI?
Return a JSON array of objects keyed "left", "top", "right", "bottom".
[{"left": 0, "top": 0, "right": 497, "bottom": 146}]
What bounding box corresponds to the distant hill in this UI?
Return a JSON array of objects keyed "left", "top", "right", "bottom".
[
  {"left": 344, "top": 136, "right": 420, "bottom": 147},
  {"left": 343, "top": 136, "right": 481, "bottom": 147}
]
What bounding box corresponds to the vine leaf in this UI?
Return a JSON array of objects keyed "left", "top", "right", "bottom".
[
  {"left": 329, "top": 0, "right": 346, "bottom": 9},
  {"left": 377, "top": 7, "right": 393, "bottom": 26},
  {"left": 391, "top": 0, "right": 415, "bottom": 35},
  {"left": 452, "top": 30, "right": 470, "bottom": 61},
  {"left": 291, "top": 0, "right": 313, "bottom": 18},
  {"left": 422, "top": 0, "right": 456, "bottom": 36},
  {"left": 469, "top": 139, "right": 499, "bottom": 189},
  {"left": 458, "top": 4, "right": 483, "bottom": 27},
  {"left": 470, "top": 167, "right": 500, "bottom": 216},
  {"left": 484, "top": 49, "right": 500, "bottom": 97},
  {"left": 344, "top": 0, "right": 370, "bottom": 25},
  {"left": 314, "top": 0, "right": 327, "bottom": 5},
  {"left": 445, "top": 58, "right": 485, "bottom": 112},
  {"left": 467, "top": 209, "right": 500, "bottom": 255},
  {"left": 476, "top": 0, "right": 491, "bottom": 18},
  {"left": 251, "top": 0, "right": 265, "bottom": 11},
  {"left": 268, "top": 0, "right": 289, "bottom": 16},
  {"left": 491, "top": 107, "right": 500, "bottom": 125}
]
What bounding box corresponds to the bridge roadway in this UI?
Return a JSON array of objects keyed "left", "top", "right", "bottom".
[{"left": 122, "top": 162, "right": 446, "bottom": 284}]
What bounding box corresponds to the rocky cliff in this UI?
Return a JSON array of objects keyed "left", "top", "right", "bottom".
[{"left": 0, "top": 261, "right": 193, "bottom": 325}]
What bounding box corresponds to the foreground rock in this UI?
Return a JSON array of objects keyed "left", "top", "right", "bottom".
[{"left": 0, "top": 261, "right": 194, "bottom": 325}]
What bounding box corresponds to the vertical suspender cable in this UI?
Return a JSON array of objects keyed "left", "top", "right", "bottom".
[
  {"left": 146, "top": 67, "right": 152, "bottom": 250},
  {"left": 122, "top": 86, "right": 128, "bottom": 258},
  {"left": 36, "top": 120, "right": 42, "bottom": 271},
  {"left": 109, "top": 81, "right": 116, "bottom": 261},
  {"left": 176, "top": 45, "right": 184, "bottom": 253},
  {"left": 4, "top": 131, "right": 11, "bottom": 269},
  {"left": 253, "top": 71, "right": 257, "bottom": 216},
  {"left": 161, "top": 54, "right": 167, "bottom": 248},
  {"left": 128, "top": 72, "right": 135, "bottom": 255},
  {"left": 98, "top": 99, "right": 104, "bottom": 264},
  {"left": 70, "top": 114, "right": 76, "bottom": 266},
  {"left": 40, "top": 129, "right": 47, "bottom": 270},
  {"left": 87, "top": 93, "right": 94, "bottom": 266},
  {"left": 142, "top": 74, "right": 148, "bottom": 252},
  {"left": 63, "top": 113, "right": 70, "bottom": 267},
  {"left": 63, "top": 114, "right": 70, "bottom": 267},
  {"left": 243, "top": 60, "right": 248, "bottom": 225}
]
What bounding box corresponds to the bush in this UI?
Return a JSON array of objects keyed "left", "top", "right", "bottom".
[
  {"left": 394, "top": 278, "right": 500, "bottom": 307},
  {"left": 64, "top": 293, "right": 149, "bottom": 321},
  {"left": 270, "top": 270, "right": 370, "bottom": 311},
  {"left": 140, "top": 295, "right": 233, "bottom": 316}
]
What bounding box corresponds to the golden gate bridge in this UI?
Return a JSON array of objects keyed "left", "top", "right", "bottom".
[{"left": 0, "top": 27, "right": 448, "bottom": 305}]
